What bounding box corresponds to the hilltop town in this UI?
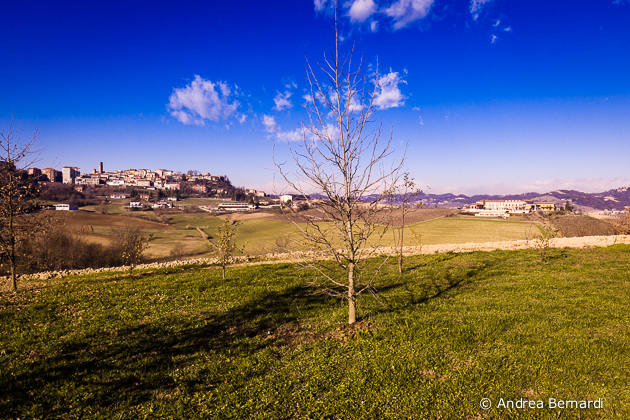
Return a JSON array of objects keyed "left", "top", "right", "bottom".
[
  {"left": 26, "top": 162, "right": 311, "bottom": 212},
  {"left": 25, "top": 162, "right": 630, "bottom": 214},
  {"left": 30, "top": 162, "right": 229, "bottom": 193}
]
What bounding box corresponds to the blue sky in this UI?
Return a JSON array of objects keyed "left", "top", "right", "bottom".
[{"left": 2, "top": 0, "right": 629, "bottom": 195}]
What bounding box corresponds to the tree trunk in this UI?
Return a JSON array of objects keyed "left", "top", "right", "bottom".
[
  {"left": 9, "top": 237, "right": 17, "bottom": 291},
  {"left": 222, "top": 264, "right": 226, "bottom": 280},
  {"left": 398, "top": 211, "right": 405, "bottom": 274},
  {"left": 10, "top": 264, "right": 17, "bottom": 291},
  {"left": 398, "top": 229, "right": 403, "bottom": 274},
  {"left": 348, "top": 262, "right": 356, "bottom": 324}
]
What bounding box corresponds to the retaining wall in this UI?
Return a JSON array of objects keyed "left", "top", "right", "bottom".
[{"left": 9, "top": 235, "right": 630, "bottom": 282}]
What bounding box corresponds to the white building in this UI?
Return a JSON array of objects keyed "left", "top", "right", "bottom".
[
  {"left": 218, "top": 202, "right": 249, "bottom": 211},
  {"left": 475, "top": 210, "right": 509, "bottom": 218},
  {"left": 62, "top": 166, "right": 80, "bottom": 184},
  {"left": 54, "top": 203, "right": 79, "bottom": 211}
]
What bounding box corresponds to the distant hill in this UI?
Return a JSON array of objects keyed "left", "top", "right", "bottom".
[{"left": 414, "top": 187, "right": 630, "bottom": 211}]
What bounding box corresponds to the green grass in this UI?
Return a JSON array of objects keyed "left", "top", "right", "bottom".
[
  {"left": 81, "top": 204, "right": 127, "bottom": 214},
  {"left": 63, "top": 207, "right": 547, "bottom": 260},
  {"left": 207, "top": 217, "right": 542, "bottom": 255},
  {"left": 408, "top": 218, "right": 544, "bottom": 245},
  {"left": 2, "top": 245, "right": 629, "bottom": 419},
  {"left": 178, "top": 198, "right": 227, "bottom": 206}
]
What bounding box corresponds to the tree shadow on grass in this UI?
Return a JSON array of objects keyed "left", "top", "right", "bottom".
[
  {"left": 368, "top": 257, "right": 497, "bottom": 317},
  {"left": 1, "top": 284, "right": 332, "bottom": 417}
]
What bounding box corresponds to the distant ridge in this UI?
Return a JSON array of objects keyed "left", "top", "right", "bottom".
[{"left": 392, "top": 188, "right": 630, "bottom": 211}]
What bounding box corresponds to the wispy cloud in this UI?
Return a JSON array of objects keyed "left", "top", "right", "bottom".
[
  {"left": 448, "top": 177, "right": 630, "bottom": 196},
  {"left": 314, "top": 0, "right": 434, "bottom": 31},
  {"left": 314, "top": 0, "right": 329, "bottom": 11},
  {"left": 374, "top": 71, "right": 407, "bottom": 109},
  {"left": 347, "top": 0, "right": 378, "bottom": 23},
  {"left": 470, "top": 0, "right": 493, "bottom": 20},
  {"left": 517, "top": 177, "right": 630, "bottom": 195},
  {"left": 262, "top": 115, "right": 303, "bottom": 142},
  {"left": 384, "top": 0, "right": 434, "bottom": 29},
  {"left": 168, "top": 75, "right": 239, "bottom": 126},
  {"left": 491, "top": 34, "right": 497, "bottom": 43},
  {"left": 273, "top": 90, "right": 293, "bottom": 111}
]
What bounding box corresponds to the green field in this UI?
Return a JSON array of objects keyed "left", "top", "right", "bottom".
[
  {"left": 2, "top": 245, "right": 629, "bottom": 418},
  {"left": 46, "top": 210, "right": 547, "bottom": 260},
  {"left": 408, "top": 218, "right": 544, "bottom": 245},
  {"left": 214, "top": 217, "right": 545, "bottom": 254}
]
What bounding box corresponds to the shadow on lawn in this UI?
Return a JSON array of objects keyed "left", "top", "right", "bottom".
[
  {"left": 370, "top": 257, "right": 497, "bottom": 314},
  {"left": 2, "top": 284, "right": 331, "bottom": 416}
]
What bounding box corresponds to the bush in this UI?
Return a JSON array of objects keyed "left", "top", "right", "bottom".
[
  {"left": 1, "top": 226, "right": 124, "bottom": 276},
  {"left": 551, "top": 215, "right": 615, "bottom": 237}
]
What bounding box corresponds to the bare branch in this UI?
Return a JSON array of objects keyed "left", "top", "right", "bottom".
[{"left": 273, "top": 6, "right": 404, "bottom": 325}]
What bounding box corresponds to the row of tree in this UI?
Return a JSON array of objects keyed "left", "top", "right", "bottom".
[{"left": 10, "top": 224, "right": 144, "bottom": 275}]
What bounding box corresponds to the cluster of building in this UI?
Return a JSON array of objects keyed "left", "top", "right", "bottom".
[
  {"left": 213, "top": 194, "right": 312, "bottom": 212},
  {"left": 465, "top": 199, "right": 557, "bottom": 218},
  {"left": 29, "top": 162, "right": 228, "bottom": 192}
]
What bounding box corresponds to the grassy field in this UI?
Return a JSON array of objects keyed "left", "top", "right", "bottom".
[
  {"left": 408, "top": 218, "right": 544, "bottom": 245},
  {"left": 41, "top": 210, "right": 547, "bottom": 261},
  {"left": 43, "top": 211, "right": 211, "bottom": 260},
  {"left": 1, "top": 245, "right": 629, "bottom": 418}
]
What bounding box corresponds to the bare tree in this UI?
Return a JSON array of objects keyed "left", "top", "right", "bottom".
[
  {"left": 0, "top": 114, "right": 45, "bottom": 291},
  {"left": 614, "top": 213, "right": 630, "bottom": 236},
  {"left": 114, "top": 222, "right": 150, "bottom": 274},
  {"left": 387, "top": 172, "right": 423, "bottom": 274},
  {"left": 208, "top": 218, "right": 243, "bottom": 279},
  {"left": 275, "top": 10, "right": 403, "bottom": 325},
  {"left": 533, "top": 224, "right": 559, "bottom": 263}
]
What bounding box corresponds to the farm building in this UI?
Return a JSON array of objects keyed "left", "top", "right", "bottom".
[
  {"left": 54, "top": 204, "right": 79, "bottom": 211},
  {"left": 217, "top": 202, "right": 250, "bottom": 212},
  {"left": 475, "top": 210, "right": 509, "bottom": 218}
]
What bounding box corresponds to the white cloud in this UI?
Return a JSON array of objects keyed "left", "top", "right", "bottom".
[
  {"left": 168, "top": 75, "right": 239, "bottom": 126},
  {"left": 262, "top": 115, "right": 278, "bottom": 131},
  {"left": 385, "top": 0, "right": 434, "bottom": 30},
  {"left": 370, "top": 20, "right": 379, "bottom": 32},
  {"left": 418, "top": 115, "right": 424, "bottom": 125},
  {"left": 493, "top": 19, "right": 500, "bottom": 27},
  {"left": 273, "top": 91, "right": 293, "bottom": 111},
  {"left": 262, "top": 115, "right": 303, "bottom": 142},
  {"left": 314, "top": 0, "right": 329, "bottom": 11},
  {"left": 491, "top": 34, "right": 497, "bottom": 43},
  {"left": 302, "top": 91, "right": 326, "bottom": 106},
  {"left": 518, "top": 177, "right": 630, "bottom": 195},
  {"left": 335, "top": 88, "right": 365, "bottom": 114},
  {"left": 451, "top": 176, "right": 630, "bottom": 196},
  {"left": 504, "top": 26, "right": 512, "bottom": 32},
  {"left": 374, "top": 71, "right": 407, "bottom": 109},
  {"left": 347, "top": 0, "right": 377, "bottom": 23},
  {"left": 470, "top": 0, "right": 493, "bottom": 20}
]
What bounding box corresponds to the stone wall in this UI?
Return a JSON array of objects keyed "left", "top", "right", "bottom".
[{"left": 10, "top": 235, "right": 630, "bottom": 282}]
